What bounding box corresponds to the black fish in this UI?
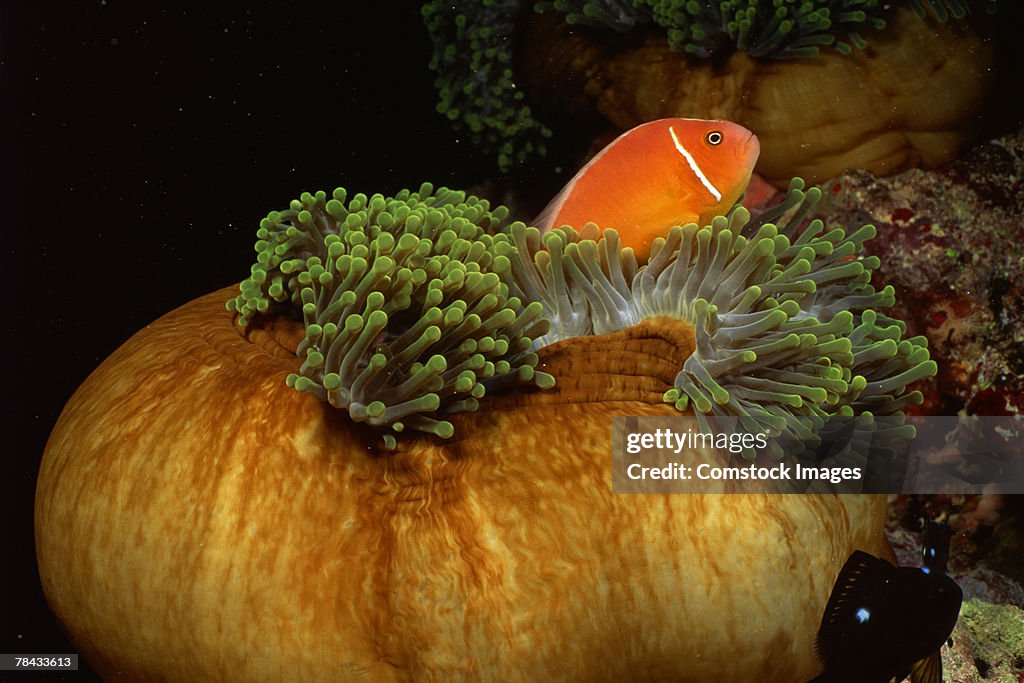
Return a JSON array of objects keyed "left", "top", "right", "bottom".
[{"left": 807, "top": 524, "right": 961, "bottom": 683}]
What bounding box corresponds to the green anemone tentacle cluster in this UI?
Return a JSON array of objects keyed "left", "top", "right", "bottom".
[
  {"left": 493, "top": 178, "right": 935, "bottom": 454},
  {"left": 422, "top": 0, "right": 552, "bottom": 173},
  {"left": 540, "top": 0, "right": 888, "bottom": 59},
  {"left": 423, "top": 0, "right": 997, "bottom": 170},
  {"left": 228, "top": 184, "right": 511, "bottom": 323},
  {"left": 907, "top": 0, "right": 998, "bottom": 20},
  {"left": 540, "top": 0, "right": 996, "bottom": 57},
  {"left": 227, "top": 183, "right": 555, "bottom": 448},
  {"left": 230, "top": 177, "right": 933, "bottom": 454}
]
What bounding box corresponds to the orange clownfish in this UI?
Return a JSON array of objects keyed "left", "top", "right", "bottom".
[{"left": 535, "top": 118, "right": 760, "bottom": 263}]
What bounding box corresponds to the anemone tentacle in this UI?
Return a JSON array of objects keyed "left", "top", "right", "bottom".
[
  {"left": 229, "top": 184, "right": 554, "bottom": 447},
  {"left": 494, "top": 177, "right": 935, "bottom": 454},
  {"left": 425, "top": 1, "right": 996, "bottom": 171},
  {"left": 538, "top": 0, "right": 996, "bottom": 58},
  {"left": 231, "top": 177, "right": 933, "bottom": 453},
  {"left": 422, "top": 0, "right": 552, "bottom": 173}
]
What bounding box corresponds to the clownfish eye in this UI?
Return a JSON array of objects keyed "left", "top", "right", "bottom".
[{"left": 705, "top": 130, "right": 723, "bottom": 146}]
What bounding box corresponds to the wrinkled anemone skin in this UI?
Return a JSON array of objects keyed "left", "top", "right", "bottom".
[
  {"left": 520, "top": 6, "right": 994, "bottom": 187},
  {"left": 36, "top": 285, "right": 890, "bottom": 682}
]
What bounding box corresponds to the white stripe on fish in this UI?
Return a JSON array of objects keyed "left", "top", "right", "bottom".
[{"left": 669, "top": 125, "right": 722, "bottom": 202}]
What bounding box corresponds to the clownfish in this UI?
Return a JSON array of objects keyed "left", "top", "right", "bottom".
[
  {"left": 534, "top": 117, "right": 760, "bottom": 263},
  {"left": 807, "top": 522, "right": 962, "bottom": 683}
]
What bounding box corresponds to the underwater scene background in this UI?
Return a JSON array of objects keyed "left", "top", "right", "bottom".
[{"left": 4, "top": 2, "right": 1023, "bottom": 681}]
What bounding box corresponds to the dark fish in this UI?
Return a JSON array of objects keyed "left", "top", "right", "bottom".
[{"left": 807, "top": 523, "right": 961, "bottom": 683}]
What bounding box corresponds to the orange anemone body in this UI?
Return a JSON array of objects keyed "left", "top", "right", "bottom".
[
  {"left": 535, "top": 118, "right": 760, "bottom": 262},
  {"left": 35, "top": 288, "right": 892, "bottom": 682},
  {"left": 517, "top": 8, "right": 995, "bottom": 187}
]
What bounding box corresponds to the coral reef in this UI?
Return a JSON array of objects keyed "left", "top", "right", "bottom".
[{"left": 815, "top": 127, "right": 1024, "bottom": 416}]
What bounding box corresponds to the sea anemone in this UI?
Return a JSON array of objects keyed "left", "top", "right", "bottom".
[
  {"left": 425, "top": 1, "right": 996, "bottom": 182},
  {"left": 37, "top": 177, "right": 929, "bottom": 681},
  {"left": 493, "top": 178, "right": 933, "bottom": 452},
  {"left": 224, "top": 178, "right": 931, "bottom": 452},
  {"left": 538, "top": 0, "right": 890, "bottom": 58},
  {"left": 422, "top": 0, "right": 551, "bottom": 172},
  {"left": 540, "top": 0, "right": 998, "bottom": 57},
  {"left": 227, "top": 185, "right": 554, "bottom": 446}
]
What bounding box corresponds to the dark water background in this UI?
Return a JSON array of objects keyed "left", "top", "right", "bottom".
[
  {"left": 2, "top": 4, "right": 497, "bottom": 680},
  {"left": 3, "top": 3, "right": 1022, "bottom": 681}
]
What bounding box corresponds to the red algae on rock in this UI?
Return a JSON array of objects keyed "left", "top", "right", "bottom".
[{"left": 814, "top": 128, "right": 1024, "bottom": 416}]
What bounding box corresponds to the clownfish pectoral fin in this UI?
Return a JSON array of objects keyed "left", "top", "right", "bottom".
[{"left": 909, "top": 651, "right": 942, "bottom": 683}]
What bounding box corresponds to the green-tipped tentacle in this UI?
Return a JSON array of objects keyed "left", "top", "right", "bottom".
[
  {"left": 229, "top": 184, "right": 554, "bottom": 447},
  {"left": 425, "top": 2, "right": 994, "bottom": 170},
  {"left": 492, "top": 176, "right": 935, "bottom": 456},
  {"left": 422, "top": 0, "right": 552, "bottom": 173},
  {"left": 231, "top": 175, "right": 933, "bottom": 456}
]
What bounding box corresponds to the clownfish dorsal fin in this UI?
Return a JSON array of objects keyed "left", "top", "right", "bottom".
[
  {"left": 532, "top": 128, "right": 632, "bottom": 231},
  {"left": 532, "top": 184, "right": 567, "bottom": 231}
]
